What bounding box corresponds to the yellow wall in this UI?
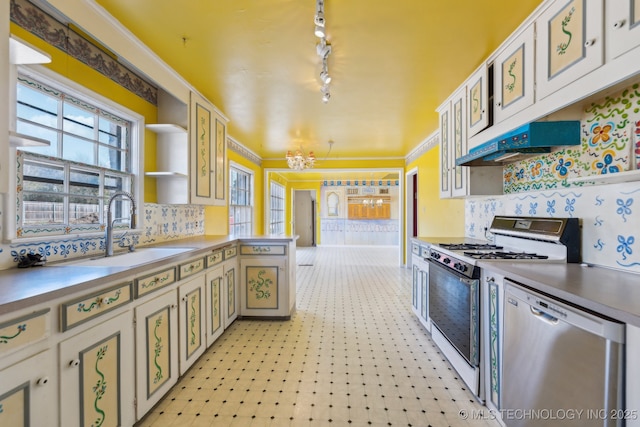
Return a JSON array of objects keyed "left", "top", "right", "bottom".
[{"left": 406, "top": 145, "right": 465, "bottom": 237}]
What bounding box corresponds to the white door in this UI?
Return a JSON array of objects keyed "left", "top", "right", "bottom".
[{"left": 294, "top": 190, "right": 314, "bottom": 247}]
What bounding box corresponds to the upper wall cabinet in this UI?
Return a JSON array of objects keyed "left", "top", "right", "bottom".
[
  {"left": 438, "top": 91, "right": 503, "bottom": 199},
  {"left": 494, "top": 24, "right": 535, "bottom": 124},
  {"left": 606, "top": 0, "right": 640, "bottom": 61},
  {"left": 467, "top": 64, "right": 490, "bottom": 137},
  {"left": 189, "top": 91, "right": 228, "bottom": 206},
  {"left": 535, "top": 0, "right": 604, "bottom": 101}
]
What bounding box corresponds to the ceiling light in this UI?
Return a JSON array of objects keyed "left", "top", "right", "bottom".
[
  {"left": 321, "top": 91, "right": 331, "bottom": 103},
  {"left": 316, "top": 41, "right": 332, "bottom": 58},
  {"left": 314, "top": 25, "right": 326, "bottom": 38},
  {"left": 286, "top": 149, "right": 316, "bottom": 170},
  {"left": 320, "top": 70, "right": 331, "bottom": 84}
]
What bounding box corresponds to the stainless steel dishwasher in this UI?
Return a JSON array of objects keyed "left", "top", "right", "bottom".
[{"left": 503, "top": 280, "right": 625, "bottom": 427}]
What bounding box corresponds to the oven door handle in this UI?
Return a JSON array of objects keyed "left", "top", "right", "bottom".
[{"left": 458, "top": 276, "right": 476, "bottom": 287}]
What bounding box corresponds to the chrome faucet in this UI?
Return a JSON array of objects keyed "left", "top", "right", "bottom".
[{"left": 105, "top": 191, "right": 137, "bottom": 257}]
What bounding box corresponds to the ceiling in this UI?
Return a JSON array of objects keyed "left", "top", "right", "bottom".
[{"left": 93, "top": 0, "right": 543, "bottom": 168}]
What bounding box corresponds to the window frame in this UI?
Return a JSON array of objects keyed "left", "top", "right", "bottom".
[
  {"left": 7, "top": 67, "right": 144, "bottom": 242},
  {"left": 269, "top": 181, "right": 286, "bottom": 235},
  {"left": 228, "top": 161, "right": 254, "bottom": 236}
]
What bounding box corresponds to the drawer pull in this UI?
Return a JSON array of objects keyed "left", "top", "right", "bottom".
[
  {"left": 69, "top": 359, "right": 80, "bottom": 367},
  {"left": 37, "top": 376, "right": 49, "bottom": 386}
]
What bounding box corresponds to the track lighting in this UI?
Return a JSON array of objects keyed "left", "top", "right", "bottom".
[
  {"left": 320, "top": 69, "right": 331, "bottom": 84},
  {"left": 315, "top": 0, "right": 332, "bottom": 103}
]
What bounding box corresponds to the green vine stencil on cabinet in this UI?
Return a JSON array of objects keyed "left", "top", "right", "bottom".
[
  {"left": 153, "top": 316, "right": 164, "bottom": 384},
  {"left": 248, "top": 270, "right": 272, "bottom": 300},
  {"left": 0, "top": 324, "right": 27, "bottom": 344},
  {"left": 199, "top": 116, "right": 207, "bottom": 178},
  {"left": 91, "top": 345, "right": 108, "bottom": 427},
  {"left": 189, "top": 294, "right": 197, "bottom": 346},
  {"left": 505, "top": 58, "right": 517, "bottom": 93},
  {"left": 141, "top": 273, "right": 171, "bottom": 290},
  {"left": 77, "top": 290, "right": 121, "bottom": 313},
  {"left": 557, "top": 6, "right": 575, "bottom": 55}
]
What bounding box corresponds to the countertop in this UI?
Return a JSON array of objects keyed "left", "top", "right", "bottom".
[
  {"left": 411, "top": 236, "right": 640, "bottom": 327},
  {"left": 478, "top": 261, "right": 640, "bottom": 327},
  {"left": 0, "top": 235, "right": 297, "bottom": 316}
]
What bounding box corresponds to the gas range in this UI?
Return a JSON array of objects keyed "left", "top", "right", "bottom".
[{"left": 428, "top": 216, "right": 581, "bottom": 278}]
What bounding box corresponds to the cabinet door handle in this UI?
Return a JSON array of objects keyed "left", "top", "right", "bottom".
[
  {"left": 37, "top": 376, "right": 50, "bottom": 386},
  {"left": 69, "top": 359, "right": 80, "bottom": 368},
  {"left": 584, "top": 38, "right": 596, "bottom": 47},
  {"left": 613, "top": 19, "right": 626, "bottom": 29}
]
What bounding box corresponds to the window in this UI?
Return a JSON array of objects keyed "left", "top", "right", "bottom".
[
  {"left": 229, "top": 164, "right": 253, "bottom": 236},
  {"left": 15, "top": 74, "right": 133, "bottom": 237},
  {"left": 270, "top": 181, "right": 285, "bottom": 235}
]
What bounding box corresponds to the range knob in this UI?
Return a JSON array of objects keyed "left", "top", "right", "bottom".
[
  {"left": 454, "top": 263, "right": 468, "bottom": 272},
  {"left": 430, "top": 251, "right": 441, "bottom": 259},
  {"left": 443, "top": 258, "right": 451, "bottom": 265}
]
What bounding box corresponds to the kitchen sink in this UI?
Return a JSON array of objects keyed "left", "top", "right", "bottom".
[{"left": 61, "top": 247, "right": 195, "bottom": 267}]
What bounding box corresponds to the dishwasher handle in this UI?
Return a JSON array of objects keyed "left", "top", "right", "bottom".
[{"left": 530, "top": 306, "right": 559, "bottom": 325}]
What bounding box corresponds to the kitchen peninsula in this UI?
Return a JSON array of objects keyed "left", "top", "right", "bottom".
[{"left": 0, "top": 235, "right": 296, "bottom": 425}]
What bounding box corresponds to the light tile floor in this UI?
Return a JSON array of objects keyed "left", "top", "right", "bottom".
[{"left": 136, "top": 246, "right": 499, "bottom": 427}]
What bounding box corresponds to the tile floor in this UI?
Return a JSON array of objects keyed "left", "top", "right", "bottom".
[{"left": 136, "top": 246, "right": 498, "bottom": 427}]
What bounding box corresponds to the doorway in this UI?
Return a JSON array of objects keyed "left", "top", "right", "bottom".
[
  {"left": 294, "top": 190, "right": 316, "bottom": 247},
  {"left": 406, "top": 168, "right": 418, "bottom": 267}
]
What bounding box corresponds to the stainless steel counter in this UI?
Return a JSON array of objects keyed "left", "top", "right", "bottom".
[
  {"left": 0, "top": 235, "right": 296, "bottom": 315},
  {"left": 478, "top": 261, "right": 640, "bottom": 327}
]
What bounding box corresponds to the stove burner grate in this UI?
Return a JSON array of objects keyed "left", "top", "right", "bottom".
[
  {"left": 438, "top": 243, "right": 503, "bottom": 251},
  {"left": 463, "top": 251, "right": 549, "bottom": 260}
]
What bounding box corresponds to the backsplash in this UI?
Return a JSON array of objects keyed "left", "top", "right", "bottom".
[
  {"left": 466, "top": 80, "right": 640, "bottom": 274},
  {"left": 0, "top": 203, "right": 204, "bottom": 270},
  {"left": 503, "top": 82, "right": 639, "bottom": 194}
]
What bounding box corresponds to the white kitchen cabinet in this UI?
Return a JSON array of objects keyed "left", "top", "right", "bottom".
[
  {"left": 627, "top": 323, "right": 640, "bottom": 427},
  {"left": 239, "top": 243, "right": 296, "bottom": 319},
  {"left": 606, "top": 0, "right": 640, "bottom": 61},
  {"left": 482, "top": 271, "right": 505, "bottom": 415},
  {"left": 493, "top": 23, "right": 535, "bottom": 124},
  {"left": 205, "top": 264, "right": 225, "bottom": 346},
  {"left": 0, "top": 349, "right": 57, "bottom": 427},
  {"left": 223, "top": 247, "right": 239, "bottom": 327},
  {"left": 411, "top": 244, "right": 430, "bottom": 332},
  {"left": 466, "top": 63, "right": 490, "bottom": 137},
  {"left": 438, "top": 94, "right": 503, "bottom": 199},
  {"left": 178, "top": 275, "right": 206, "bottom": 375},
  {"left": 189, "top": 91, "right": 228, "bottom": 206},
  {"left": 535, "top": 0, "right": 604, "bottom": 101},
  {"left": 438, "top": 100, "right": 453, "bottom": 199},
  {"left": 59, "top": 310, "right": 135, "bottom": 427},
  {"left": 134, "top": 289, "right": 179, "bottom": 419}
]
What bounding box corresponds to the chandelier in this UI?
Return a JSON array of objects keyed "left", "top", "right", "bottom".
[{"left": 286, "top": 149, "right": 316, "bottom": 170}]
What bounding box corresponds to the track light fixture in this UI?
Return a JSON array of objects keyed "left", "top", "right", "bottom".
[{"left": 315, "top": 0, "right": 332, "bottom": 102}]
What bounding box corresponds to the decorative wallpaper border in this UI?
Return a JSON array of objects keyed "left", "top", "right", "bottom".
[
  {"left": 406, "top": 132, "right": 439, "bottom": 165},
  {"left": 322, "top": 180, "right": 399, "bottom": 187},
  {"left": 10, "top": 0, "right": 158, "bottom": 105},
  {"left": 227, "top": 137, "right": 262, "bottom": 166}
]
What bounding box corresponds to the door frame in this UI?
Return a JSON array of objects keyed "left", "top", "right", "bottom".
[{"left": 405, "top": 167, "right": 418, "bottom": 268}]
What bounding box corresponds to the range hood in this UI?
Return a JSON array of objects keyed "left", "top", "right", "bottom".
[{"left": 456, "top": 121, "right": 580, "bottom": 166}]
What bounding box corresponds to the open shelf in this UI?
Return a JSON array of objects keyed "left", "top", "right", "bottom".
[
  {"left": 567, "top": 169, "right": 640, "bottom": 185},
  {"left": 145, "top": 171, "right": 188, "bottom": 178},
  {"left": 146, "top": 124, "right": 187, "bottom": 134}
]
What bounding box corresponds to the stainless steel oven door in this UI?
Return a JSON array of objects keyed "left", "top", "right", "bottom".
[{"left": 428, "top": 260, "right": 480, "bottom": 366}]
